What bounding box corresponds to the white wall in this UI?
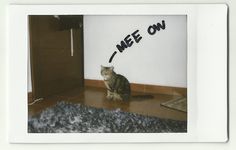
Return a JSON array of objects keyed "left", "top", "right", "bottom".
[{"left": 84, "top": 15, "right": 187, "bottom": 87}]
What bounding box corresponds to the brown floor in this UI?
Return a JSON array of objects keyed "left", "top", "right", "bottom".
[{"left": 28, "top": 86, "right": 187, "bottom": 121}]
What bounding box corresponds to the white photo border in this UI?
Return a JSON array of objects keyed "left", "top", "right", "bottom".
[{"left": 7, "top": 4, "right": 228, "bottom": 143}]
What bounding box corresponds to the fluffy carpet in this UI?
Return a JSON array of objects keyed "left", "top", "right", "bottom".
[{"left": 28, "top": 101, "right": 187, "bottom": 133}]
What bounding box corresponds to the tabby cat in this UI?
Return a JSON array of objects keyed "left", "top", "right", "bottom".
[{"left": 101, "top": 65, "right": 131, "bottom": 101}]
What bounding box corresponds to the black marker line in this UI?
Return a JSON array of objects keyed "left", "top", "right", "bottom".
[{"left": 109, "top": 51, "right": 117, "bottom": 63}]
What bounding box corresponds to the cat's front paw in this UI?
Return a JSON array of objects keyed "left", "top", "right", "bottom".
[
  {"left": 113, "top": 93, "right": 123, "bottom": 101},
  {"left": 106, "top": 95, "right": 113, "bottom": 100}
]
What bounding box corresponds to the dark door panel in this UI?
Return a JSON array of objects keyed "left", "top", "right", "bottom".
[{"left": 29, "top": 15, "right": 84, "bottom": 99}]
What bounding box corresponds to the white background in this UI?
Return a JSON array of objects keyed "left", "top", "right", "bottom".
[
  {"left": 84, "top": 15, "right": 187, "bottom": 87},
  {"left": 0, "top": 0, "right": 234, "bottom": 150}
]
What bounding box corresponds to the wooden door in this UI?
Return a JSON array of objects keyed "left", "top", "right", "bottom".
[{"left": 29, "top": 15, "right": 84, "bottom": 100}]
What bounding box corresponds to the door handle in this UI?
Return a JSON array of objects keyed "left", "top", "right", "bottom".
[{"left": 70, "top": 28, "right": 74, "bottom": 56}]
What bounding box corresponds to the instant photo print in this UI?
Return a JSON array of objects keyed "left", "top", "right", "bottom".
[{"left": 8, "top": 4, "right": 228, "bottom": 143}]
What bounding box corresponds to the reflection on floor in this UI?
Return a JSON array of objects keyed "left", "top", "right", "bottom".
[{"left": 28, "top": 86, "right": 187, "bottom": 121}]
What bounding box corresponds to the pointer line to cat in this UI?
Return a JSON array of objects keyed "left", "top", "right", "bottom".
[{"left": 109, "top": 51, "right": 117, "bottom": 63}]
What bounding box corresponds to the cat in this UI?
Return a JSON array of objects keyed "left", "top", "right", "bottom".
[
  {"left": 101, "top": 65, "right": 154, "bottom": 101},
  {"left": 101, "top": 65, "right": 131, "bottom": 101}
]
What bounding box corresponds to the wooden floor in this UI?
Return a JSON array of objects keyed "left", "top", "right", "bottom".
[{"left": 28, "top": 86, "right": 187, "bottom": 121}]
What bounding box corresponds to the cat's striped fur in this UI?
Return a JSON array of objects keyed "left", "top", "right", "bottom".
[{"left": 101, "top": 66, "right": 130, "bottom": 101}]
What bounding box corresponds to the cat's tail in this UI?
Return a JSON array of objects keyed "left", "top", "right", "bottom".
[{"left": 131, "top": 95, "right": 154, "bottom": 100}]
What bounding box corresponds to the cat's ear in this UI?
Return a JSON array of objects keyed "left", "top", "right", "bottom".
[{"left": 111, "top": 66, "right": 114, "bottom": 70}]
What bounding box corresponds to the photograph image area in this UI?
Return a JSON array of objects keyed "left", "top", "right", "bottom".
[{"left": 27, "top": 15, "right": 187, "bottom": 133}]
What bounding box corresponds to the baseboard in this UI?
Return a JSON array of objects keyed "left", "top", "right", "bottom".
[{"left": 84, "top": 79, "right": 187, "bottom": 97}]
